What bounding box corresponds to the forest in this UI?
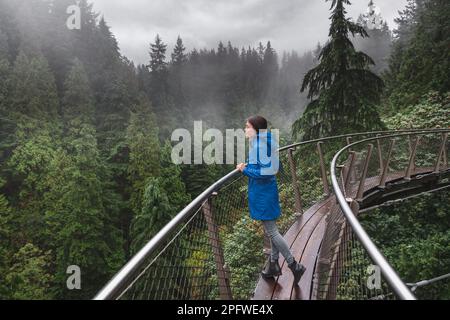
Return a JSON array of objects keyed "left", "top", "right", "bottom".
[{"left": 0, "top": 0, "right": 449, "bottom": 299}]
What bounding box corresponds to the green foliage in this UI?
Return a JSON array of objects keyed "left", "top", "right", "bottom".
[
  {"left": 130, "top": 177, "right": 174, "bottom": 253},
  {"left": 223, "top": 217, "right": 265, "bottom": 299},
  {"left": 62, "top": 59, "right": 94, "bottom": 123},
  {"left": 385, "top": 0, "right": 450, "bottom": 110},
  {"left": 0, "top": 192, "right": 12, "bottom": 298},
  {"left": 9, "top": 51, "right": 59, "bottom": 121},
  {"left": 7, "top": 126, "right": 59, "bottom": 246},
  {"left": 361, "top": 191, "right": 450, "bottom": 299},
  {"left": 44, "top": 121, "right": 124, "bottom": 299},
  {"left": 126, "top": 94, "right": 161, "bottom": 214},
  {"left": 160, "top": 140, "right": 191, "bottom": 211},
  {"left": 5, "top": 243, "right": 53, "bottom": 300},
  {"left": 383, "top": 91, "right": 450, "bottom": 129}
]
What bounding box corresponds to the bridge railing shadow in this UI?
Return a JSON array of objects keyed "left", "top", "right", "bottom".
[{"left": 93, "top": 129, "right": 448, "bottom": 300}]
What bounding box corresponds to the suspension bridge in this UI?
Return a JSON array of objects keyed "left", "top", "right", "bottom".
[{"left": 94, "top": 129, "right": 449, "bottom": 300}]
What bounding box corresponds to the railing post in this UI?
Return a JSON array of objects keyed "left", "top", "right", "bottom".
[
  {"left": 405, "top": 136, "right": 420, "bottom": 181},
  {"left": 434, "top": 133, "right": 448, "bottom": 173},
  {"left": 379, "top": 139, "right": 396, "bottom": 188},
  {"left": 444, "top": 133, "right": 449, "bottom": 169},
  {"left": 376, "top": 135, "right": 383, "bottom": 174},
  {"left": 287, "top": 148, "right": 303, "bottom": 216},
  {"left": 344, "top": 151, "right": 357, "bottom": 191},
  {"left": 317, "top": 142, "right": 330, "bottom": 196},
  {"left": 202, "top": 195, "right": 233, "bottom": 300},
  {"left": 356, "top": 144, "right": 374, "bottom": 202},
  {"left": 346, "top": 136, "right": 352, "bottom": 153}
]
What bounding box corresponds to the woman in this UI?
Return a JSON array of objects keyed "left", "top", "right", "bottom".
[{"left": 236, "top": 116, "right": 306, "bottom": 285}]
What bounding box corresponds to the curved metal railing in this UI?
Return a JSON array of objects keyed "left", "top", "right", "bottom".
[
  {"left": 94, "top": 129, "right": 449, "bottom": 300},
  {"left": 318, "top": 129, "right": 449, "bottom": 300}
]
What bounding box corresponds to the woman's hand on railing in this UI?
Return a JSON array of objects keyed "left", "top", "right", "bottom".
[{"left": 236, "top": 163, "right": 247, "bottom": 172}]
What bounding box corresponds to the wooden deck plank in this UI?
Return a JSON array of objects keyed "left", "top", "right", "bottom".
[
  {"left": 251, "top": 198, "right": 332, "bottom": 300},
  {"left": 271, "top": 207, "right": 327, "bottom": 300},
  {"left": 292, "top": 211, "right": 328, "bottom": 300},
  {"left": 252, "top": 168, "right": 438, "bottom": 300}
]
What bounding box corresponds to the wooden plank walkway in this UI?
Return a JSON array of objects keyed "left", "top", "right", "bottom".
[
  {"left": 252, "top": 196, "right": 333, "bottom": 300},
  {"left": 252, "top": 167, "right": 439, "bottom": 300}
]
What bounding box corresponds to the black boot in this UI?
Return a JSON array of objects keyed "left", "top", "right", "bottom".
[
  {"left": 288, "top": 260, "right": 306, "bottom": 285},
  {"left": 261, "top": 259, "right": 282, "bottom": 278}
]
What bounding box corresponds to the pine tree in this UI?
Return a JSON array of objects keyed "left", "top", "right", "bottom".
[
  {"left": 149, "top": 34, "right": 168, "bottom": 74},
  {"left": 169, "top": 36, "right": 188, "bottom": 121},
  {"left": 9, "top": 51, "right": 59, "bottom": 123},
  {"left": 62, "top": 59, "right": 94, "bottom": 124},
  {"left": 5, "top": 243, "right": 53, "bottom": 300},
  {"left": 355, "top": 1, "right": 392, "bottom": 74},
  {"left": 293, "top": 0, "right": 384, "bottom": 140},
  {"left": 43, "top": 125, "right": 124, "bottom": 299},
  {"left": 126, "top": 94, "right": 161, "bottom": 217},
  {"left": 159, "top": 140, "right": 190, "bottom": 212},
  {"left": 6, "top": 50, "right": 61, "bottom": 248},
  {"left": 0, "top": 185, "right": 12, "bottom": 298},
  {"left": 0, "top": 56, "right": 14, "bottom": 164},
  {"left": 130, "top": 177, "right": 172, "bottom": 253},
  {"left": 42, "top": 58, "right": 124, "bottom": 299},
  {"left": 171, "top": 35, "right": 187, "bottom": 66},
  {"left": 148, "top": 34, "right": 174, "bottom": 138}
]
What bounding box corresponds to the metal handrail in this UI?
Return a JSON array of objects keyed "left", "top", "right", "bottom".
[
  {"left": 94, "top": 128, "right": 447, "bottom": 300},
  {"left": 330, "top": 128, "right": 450, "bottom": 300}
]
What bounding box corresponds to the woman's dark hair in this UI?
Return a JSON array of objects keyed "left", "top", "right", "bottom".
[{"left": 247, "top": 115, "right": 268, "bottom": 133}]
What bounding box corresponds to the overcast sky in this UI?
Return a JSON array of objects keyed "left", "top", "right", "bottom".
[{"left": 90, "top": 0, "right": 408, "bottom": 65}]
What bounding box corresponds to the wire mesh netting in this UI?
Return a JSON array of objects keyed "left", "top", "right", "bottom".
[
  {"left": 96, "top": 129, "right": 449, "bottom": 300},
  {"left": 314, "top": 130, "right": 449, "bottom": 300}
]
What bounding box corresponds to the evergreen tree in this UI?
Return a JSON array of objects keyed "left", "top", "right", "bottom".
[
  {"left": 159, "top": 140, "right": 191, "bottom": 212},
  {"left": 149, "top": 34, "right": 168, "bottom": 74},
  {"left": 9, "top": 51, "right": 59, "bottom": 123},
  {"left": 171, "top": 36, "right": 187, "bottom": 66},
  {"left": 0, "top": 56, "right": 14, "bottom": 165},
  {"left": 130, "top": 177, "right": 172, "bottom": 253},
  {"left": 293, "top": 0, "right": 384, "bottom": 140},
  {"left": 126, "top": 94, "right": 161, "bottom": 218},
  {"left": 5, "top": 243, "right": 53, "bottom": 300},
  {"left": 42, "top": 60, "right": 124, "bottom": 299},
  {"left": 62, "top": 59, "right": 94, "bottom": 124},
  {"left": 0, "top": 184, "right": 12, "bottom": 298},
  {"left": 385, "top": 0, "right": 450, "bottom": 110},
  {"left": 355, "top": 1, "right": 392, "bottom": 74},
  {"left": 148, "top": 34, "right": 175, "bottom": 139},
  {"left": 169, "top": 36, "right": 188, "bottom": 123}
]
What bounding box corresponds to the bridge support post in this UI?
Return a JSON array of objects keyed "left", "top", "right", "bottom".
[
  {"left": 288, "top": 148, "right": 303, "bottom": 216},
  {"left": 405, "top": 136, "right": 420, "bottom": 181},
  {"left": 344, "top": 151, "right": 356, "bottom": 191},
  {"left": 202, "top": 196, "right": 233, "bottom": 300},
  {"left": 379, "top": 139, "right": 396, "bottom": 188},
  {"left": 356, "top": 144, "right": 374, "bottom": 202},
  {"left": 434, "top": 133, "right": 448, "bottom": 173},
  {"left": 317, "top": 142, "right": 330, "bottom": 196},
  {"left": 346, "top": 136, "right": 352, "bottom": 152},
  {"left": 376, "top": 135, "right": 383, "bottom": 174}
]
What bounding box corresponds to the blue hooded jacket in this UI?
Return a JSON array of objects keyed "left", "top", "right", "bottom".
[{"left": 242, "top": 131, "right": 281, "bottom": 221}]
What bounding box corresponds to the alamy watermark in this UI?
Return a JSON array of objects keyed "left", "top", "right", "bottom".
[
  {"left": 171, "top": 121, "right": 280, "bottom": 176},
  {"left": 367, "top": 265, "right": 381, "bottom": 290},
  {"left": 66, "top": 1, "right": 81, "bottom": 30},
  {"left": 66, "top": 265, "right": 81, "bottom": 290}
]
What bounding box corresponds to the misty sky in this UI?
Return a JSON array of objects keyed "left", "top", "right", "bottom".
[{"left": 90, "top": 0, "right": 408, "bottom": 65}]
